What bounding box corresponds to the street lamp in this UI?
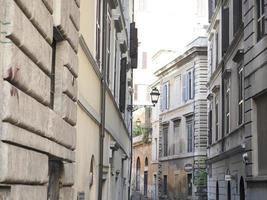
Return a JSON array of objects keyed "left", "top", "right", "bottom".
[
  {"left": 136, "top": 118, "right": 141, "bottom": 127},
  {"left": 150, "top": 88, "right": 160, "bottom": 106}
]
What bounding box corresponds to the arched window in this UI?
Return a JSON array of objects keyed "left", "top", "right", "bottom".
[
  {"left": 145, "top": 157, "right": 148, "bottom": 166},
  {"left": 240, "top": 177, "right": 245, "bottom": 200},
  {"left": 136, "top": 157, "right": 141, "bottom": 191},
  {"left": 89, "top": 155, "right": 95, "bottom": 188},
  {"left": 227, "top": 181, "right": 231, "bottom": 200},
  {"left": 216, "top": 181, "right": 219, "bottom": 200}
]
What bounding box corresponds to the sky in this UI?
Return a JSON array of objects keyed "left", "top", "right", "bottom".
[{"left": 135, "top": 0, "right": 208, "bottom": 55}]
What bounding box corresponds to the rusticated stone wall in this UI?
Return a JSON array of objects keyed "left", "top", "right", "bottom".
[{"left": 0, "top": 0, "right": 79, "bottom": 199}]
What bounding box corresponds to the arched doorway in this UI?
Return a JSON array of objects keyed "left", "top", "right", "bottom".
[
  {"left": 216, "top": 181, "right": 219, "bottom": 200},
  {"left": 240, "top": 177, "right": 245, "bottom": 200},
  {"left": 136, "top": 157, "right": 141, "bottom": 191},
  {"left": 144, "top": 157, "right": 148, "bottom": 196},
  {"left": 227, "top": 181, "right": 231, "bottom": 200}
]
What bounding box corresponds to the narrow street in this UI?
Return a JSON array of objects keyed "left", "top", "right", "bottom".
[{"left": 0, "top": 0, "right": 267, "bottom": 199}]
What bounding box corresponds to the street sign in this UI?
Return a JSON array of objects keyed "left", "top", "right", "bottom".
[{"left": 184, "top": 163, "right": 193, "bottom": 172}]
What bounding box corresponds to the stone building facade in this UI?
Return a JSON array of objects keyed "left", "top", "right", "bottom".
[
  {"left": 0, "top": 0, "right": 79, "bottom": 199},
  {"left": 207, "top": 0, "right": 267, "bottom": 199},
  {"left": 151, "top": 37, "right": 208, "bottom": 200},
  {"left": 0, "top": 0, "right": 134, "bottom": 199}
]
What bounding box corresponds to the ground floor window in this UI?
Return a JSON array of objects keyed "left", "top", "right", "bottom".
[
  {"left": 163, "top": 175, "right": 168, "bottom": 195},
  {"left": 187, "top": 174, "right": 192, "bottom": 196},
  {"left": 216, "top": 181, "right": 219, "bottom": 200},
  {"left": 240, "top": 177, "right": 245, "bottom": 200}
]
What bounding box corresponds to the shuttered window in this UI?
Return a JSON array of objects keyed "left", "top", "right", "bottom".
[
  {"left": 256, "top": 92, "right": 267, "bottom": 175},
  {"left": 183, "top": 70, "right": 194, "bottom": 102},
  {"left": 163, "top": 123, "right": 169, "bottom": 157},
  {"left": 161, "top": 82, "right": 169, "bottom": 111},
  {"left": 222, "top": 6, "right": 229, "bottom": 56},
  {"left": 257, "top": 0, "right": 266, "bottom": 41},
  {"left": 96, "top": 0, "right": 101, "bottom": 64},
  {"left": 119, "top": 58, "right": 127, "bottom": 112},
  {"left": 186, "top": 116, "right": 193, "bottom": 153},
  {"left": 233, "top": 0, "right": 243, "bottom": 35}
]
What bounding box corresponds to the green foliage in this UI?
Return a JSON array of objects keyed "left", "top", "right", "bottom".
[{"left": 194, "top": 169, "right": 208, "bottom": 186}]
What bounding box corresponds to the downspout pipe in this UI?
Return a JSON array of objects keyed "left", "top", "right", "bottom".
[
  {"left": 221, "top": 60, "right": 225, "bottom": 153},
  {"left": 98, "top": 0, "right": 107, "bottom": 199},
  {"left": 129, "top": 1, "right": 135, "bottom": 199}
]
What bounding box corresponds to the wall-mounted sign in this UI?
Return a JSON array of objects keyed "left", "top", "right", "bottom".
[
  {"left": 77, "top": 192, "right": 85, "bottom": 200},
  {"left": 225, "top": 175, "right": 232, "bottom": 181},
  {"left": 184, "top": 163, "right": 193, "bottom": 172}
]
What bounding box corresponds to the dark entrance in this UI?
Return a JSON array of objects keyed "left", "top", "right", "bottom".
[
  {"left": 216, "top": 181, "right": 219, "bottom": 200},
  {"left": 144, "top": 171, "right": 148, "bottom": 196},
  {"left": 240, "top": 177, "right": 245, "bottom": 200}
]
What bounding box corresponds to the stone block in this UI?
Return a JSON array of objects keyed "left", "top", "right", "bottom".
[
  {"left": 62, "top": 94, "right": 77, "bottom": 126},
  {"left": 14, "top": 0, "right": 53, "bottom": 43},
  {"left": 48, "top": 110, "right": 76, "bottom": 150},
  {"left": 63, "top": 67, "right": 78, "bottom": 101},
  {"left": 57, "top": 40, "right": 78, "bottom": 77},
  {"left": 59, "top": 187, "right": 74, "bottom": 200},
  {"left": 1, "top": 122, "right": 75, "bottom": 162},
  {"left": 1, "top": 81, "right": 49, "bottom": 136},
  {"left": 11, "top": 185, "right": 47, "bottom": 200},
  {"left": 2, "top": 0, "right": 52, "bottom": 74},
  {"left": 42, "top": 0, "right": 53, "bottom": 14},
  {"left": 0, "top": 142, "right": 48, "bottom": 184},
  {"left": 2, "top": 44, "right": 50, "bottom": 106},
  {"left": 62, "top": 162, "right": 75, "bottom": 186},
  {"left": 53, "top": 0, "right": 79, "bottom": 51}
]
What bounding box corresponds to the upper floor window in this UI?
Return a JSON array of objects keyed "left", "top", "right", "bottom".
[
  {"left": 182, "top": 69, "right": 195, "bottom": 102},
  {"left": 225, "top": 78, "right": 230, "bottom": 134},
  {"left": 256, "top": 0, "right": 266, "bottom": 41},
  {"left": 222, "top": 6, "right": 229, "bottom": 56},
  {"left": 238, "top": 67, "right": 244, "bottom": 125},
  {"left": 215, "top": 94, "right": 219, "bottom": 141},
  {"left": 233, "top": 0, "right": 243, "bottom": 34},
  {"left": 186, "top": 116, "right": 194, "bottom": 153},
  {"left": 161, "top": 82, "right": 170, "bottom": 111},
  {"left": 96, "top": 0, "right": 101, "bottom": 65},
  {"left": 208, "top": 0, "right": 218, "bottom": 21},
  {"left": 142, "top": 52, "right": 148, "bottom": 69},
  {"left": 162, "top": 123, "right": 169, "bottom": 157}
]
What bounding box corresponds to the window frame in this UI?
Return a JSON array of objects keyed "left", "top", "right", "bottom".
[
  {"left": 225, "top": 78, "right": 230, "bottom": 134},
  {"left": 256, "top": 0, "right": 265, "bottom": 41},
  {"left": 238, "top": 66, "right": 244, "bottom": 125},
  {"left": 215, "top": 95, "right": 219, "bottom": 141}
]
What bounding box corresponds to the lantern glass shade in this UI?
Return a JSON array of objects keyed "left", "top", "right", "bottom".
[
  {"left": 150, "top": 88, "right": 160, "bottom": 106},
  {"left": 136, "top": 118, "right": 141, "bottom": 127}
]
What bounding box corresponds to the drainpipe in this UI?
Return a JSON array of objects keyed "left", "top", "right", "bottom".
[
  {"left": 98, "top": 0, "right": 107, "bottom": 199},
  {"left": 128, "top": 1, "right": 135, "bottom": 199},
  {"left": 221, "top": 60, "right": 225, "bottom": 153}
]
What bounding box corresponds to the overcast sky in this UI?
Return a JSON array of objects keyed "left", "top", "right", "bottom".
[{"left": 135, "top": 0, "right": 208, "bottom": 55}]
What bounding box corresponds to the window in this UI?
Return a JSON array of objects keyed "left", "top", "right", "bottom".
[
  {"left": 113, "top": 42, "right": 118, "bottom": 97},
  {"left": 142, "top": 52, "right": 147, "bottom": 69},
  {"left": 163, "top": 123, "right": 169, "bottom": 157},
  {"left": 208, "top": 0, "right": 218, "bottom": 21},
  {"left": 215, "top": 32, "right": 219, "bottom": 67},
  {"left": 154, "top": 138, "right": 158, "bottom": 160},
  {"left": 136, "top": 157, "right": 141, "bottom": 191},
  {"left": 257, "top": 0, "right": 265, "bottom": 41},
  {"left": 209, "top": 39, "right": 213, "bottom": 73},
  {"left": 183, "top": 70, "right": 194, "bottom": 102},
  {"left": 255, "top": 92, "right": 267, "bottom": 175},
  {"left": 89, "top": 156, "right": 95, "bottom": 188},
  {"left": 187, "top": 174, "right": 192, "bottom": 196},
  {"left": 174, "top": 75, "right": 182, "bottom": 106},
  {"left": 222, "top": 6, "right": 229, "bottom": 55},
  {"left": 163, "top": 175, "right": 168, "bottom": 195},
  {"left": 47, "top": 159, "right": 63, "bottom": 200},
  {"left": 225, "top": 78, "right": 230, "bottom": 134},
  {"left": 215, "top": 95, "right": 219, "bottom": 141},
  {"left": 161, "top": 82, "right": 169, "bottom": 111},
  {"left": 208, "top": 109, "right": 213, "bottom": 145},
  {"left": 173, "top": 120, "right": 181, "bottom": 154},
  {"left": 186, "top": 116, "right": 193, "bottom": 153},
  {"left": 233, "top": 0, "right": 243, "bottom": 34},
  {"left": 106, "top": 12, "right": 111, "bottom": 84},
  {"left": 238, "top": 67, "right": 244, "bottom": 125},
  {"left": 96, "top": 0, "right": 101, "bottom": 64},
  {"left": 134, "top": 84, "right": 138, "bottom": 101},
  {"left": 145, "top": 157, "right": 148, "bottom": 166}
]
